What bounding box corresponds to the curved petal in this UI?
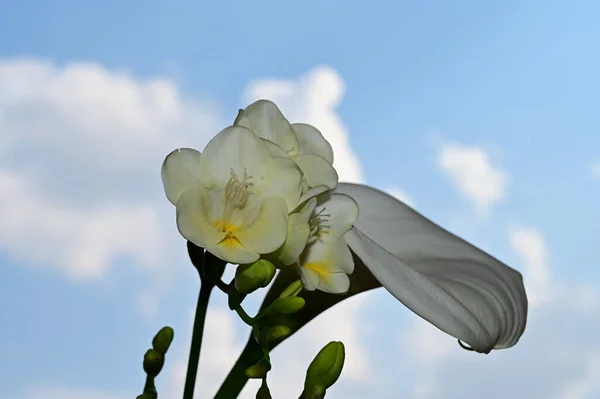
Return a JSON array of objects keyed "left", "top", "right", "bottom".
[
  {"left": 176, "top": 187, "right": 227, "bottom": 248},
  {"left": 315, "top": 193, "right": 359, "bottom": 235},
  {"left": 297, "top": 185, "right": 330, "bottom": 207},
  {"left": 207, "top": 241, "right": 259, "bottom": 265},
  {"left": 235, "top": 197, "right": 289, "bottom": 255},
  {"left": 261, "top": 138, "right": 290, "bottom": 158},
  {"left": 292, "top": 123, "right": 334, "bottom": 164},
  {"left": 161, "top": 148, "right": 202, "bottom": 205},
  {"left": 294, "top": 154, "right": 338, "bottom": 190},
  {"left": 299, "top": 234, "right": 354, "bottom": 294},
  {"left": 336, "top": 183, "right": 528, "bottom": 353},
  {"left": 200, "top": 125, "right": 270, "bottom": 190},
  {"left": 236, "top": 100, "right": 299, "bottom": 156},
  {"left": 272, "top": 198, "right": 317, "bottom": 265},
  {"left": 253, "top": 157, "right": 303, "bottom": 212}
]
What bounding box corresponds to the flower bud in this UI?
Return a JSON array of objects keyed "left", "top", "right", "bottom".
[
  {"left": 278, "top": 279, "right": 304, "bottom": 298},
  {"left": 304, "top": 341, "right": 345, "bottom": 393},
  {"left": 245, "top": 359, "right": 271, "bottom": 379},
  {"left": 256, "top": 380, "right": 272, "bottom": 399},
  {"left": 152, "top": 326, "right": 174, "bottom": 355},
  {"left": 235, "top": 260, "right": 276, "bottom": 294},
  {"left": 143, "top": 349, "right": 164, "bottom": 377},
  {"left": 137, "top": 393, "right": 157, "bottom": 399},
  {"left": 257, "top": 325, "right": 292, "bottom": 345},
  {"left": 267, "top": 296, "right": 305, "bottom": 315},
  {"left": 302, "top": 385, "right": 326, "bottom": 399}
]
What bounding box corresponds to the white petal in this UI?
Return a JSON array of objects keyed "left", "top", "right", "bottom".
[
  {"left": 235, "top": 197, "right": 289, "bottom": 255},
  {"left": 297, "top": 233, "right": 354, "bottom": 293},
  {"left": 336, "top": 183, "right": 528, "bottom": 353},
  {"left": 199, "top": 125, "right": 270, "bottom": 190},
  {"left": 176, "top": 187, "right": 226, "bottom": 248},
  {"left": 294, "top": 154, "right": 338, "bottom": 190},
  {"left": 207, "top": 241, "right": 259, "bottom": 265},
  {"left": 297, "top": 185, "right": 330, "bottom": 207},
  {"left": 292, "top": 123, "right": 334, "bottom": 164},
  {"left": 315, "top": 193, "right": 359, "bottom": 235},
  {"left": 261, "top": 138, "right": 290, "bottom": 158},
  {"left": 236, "top": 100, "right": 299, "bottom": 156},
  {"left": 273, "top": 198, "right": 317, "bottom": 265},
  {"left": 253, "top": 157, "right": 303, "bottom": 212},
  {"left": 161, "top": 148, "right": 202, "bottom": 205}
]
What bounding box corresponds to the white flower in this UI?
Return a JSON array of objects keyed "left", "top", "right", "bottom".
[
  {"left": 336, "top": 183, "right": 528, "bottom": 353},
  {"left": 235, "top": 99, "right": 338, "bottom": 204},
  {"left": 295, "top": 193, "right": 359, "bottom": 294},
  {"left": 161, "top": 125, "right": 303, "bottom": 264}
]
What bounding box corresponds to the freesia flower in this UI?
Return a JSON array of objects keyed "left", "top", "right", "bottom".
[
  {"left": 161, "top": 125, "right": 304, "bottom": 264},
  {"left": 296, "top": 192, "right": 359, "bottom": 294},
  {"left": 235, "top": 100, "right": 338, "bottom": 203}
]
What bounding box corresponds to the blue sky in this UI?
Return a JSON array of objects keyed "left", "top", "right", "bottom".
[{"left": 1, "top": 1, "right": 600, "bottom": 398}]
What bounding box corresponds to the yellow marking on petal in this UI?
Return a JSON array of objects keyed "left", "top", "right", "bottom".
[
  {"left": 213, "top": 219, "right": 244, "bottom": 248},
  {"left": 303, "top": 262, "right": 332, "bottom": 282}
]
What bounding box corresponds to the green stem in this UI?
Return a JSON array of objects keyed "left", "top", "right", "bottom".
[
  {"left": 213, "top": 338, "right": 264, "bottom": 399},
  {"left": 182, "top": 282, "right": 213, "bottom": 399},
  {"left": 235, "top": 305, "right": 255, "bottom": 326}
]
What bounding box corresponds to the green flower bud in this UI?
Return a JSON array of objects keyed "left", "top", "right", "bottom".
[
  {"left": 143, "top": 349, "right": 164, "bottom": 377},
  {"left": 278, "top": 279, "right": 304, "bottom": 298},
  {"left": 302, "top": 385, "right": 326, "bottom": 399},
  {"left": 256, "top": 380, "right": 272, "bottom": 399},
  {"left": 267, "top": 296, "right": 305, "bottom": 315},
  {"left": 152, "top": 326, "right": 174, "bottom": 355},
  {"left": 304, "top": 341, "right": 345, "bottom": 393},
  {"left": 245, "top": 360, "right": 271, "bottom": 379},
  {"left": 235, "top": 260, "right": 277, "bottom": 294},
  {"left": 257, "top": 325, "right": 292, "bottom": 345},
  {"left": 137, "top": 393, "right": 157, "bottom": 399}
]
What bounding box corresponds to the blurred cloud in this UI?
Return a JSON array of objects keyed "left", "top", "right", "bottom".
[{"left": 435, "top": 142, "right": 508, "bottom": 216}]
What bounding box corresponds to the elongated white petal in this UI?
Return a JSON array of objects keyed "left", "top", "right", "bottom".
[
  {"left": 294, "top": 154, "right": 338, "bottom": 190},
  {"left": 235, "top": 197, "right": 289, "bottom": 254},
  {"left": 199, "top": 125, "right": 270, "bottom": 189},
  {"left": 176, "top": 187, "right": 227, "bottom": 248},
  {"left": 273, "top": 198, "right": 317, "bottom": 265},
  {"left": 336, "top": 183, "right": 528, "bottom": 353},
  {"left": 236, "top": 100, "right": 299, "bottom": 156},
  {"left": 253, "top": 157, "right": 303, "bottom": 212},
  {"left": 161, "top": 148, "right": 202, "bottom": 205},
  {"left": 292, "top": 123, "right": 334, "bottom": 164},
  {"left": 315, "top": 193, "right": 358, "bottom": 235}
]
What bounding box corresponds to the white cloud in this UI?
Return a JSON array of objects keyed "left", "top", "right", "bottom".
[
  {"left": 14, "top": 386, "right": 132, "bottom": 399},
  {"left": 509, "top": 227, "right": 552, "bottom": 307},
  {"left": 558, "top": 351, "right": 600, "bottom": 399},
  {"left": 242, "top": 66, "right": 364, "bottom": 184},
  {"left": 0, "top": 58, "right": 220, "bottom": 280},
  {"left": 436, "top": 142, "right": 508, "bottom": 216}
]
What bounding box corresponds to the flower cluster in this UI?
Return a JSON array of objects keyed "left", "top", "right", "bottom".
[{"left": 161, "top": 100, "right": 357, "bottom": 294}]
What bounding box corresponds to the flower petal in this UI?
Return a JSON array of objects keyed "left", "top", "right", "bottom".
[
  {"left": 315, "top": 193, "right": 359, "bottom": 235},
  {"left": 336, "top": 183, "right": 528, "bottom": 353},
  {"left": 298, "top": 233, "right": 354, "bottom": 294},
  {"left": 253, "top": 157, "right": 303, "bottom": 212},
  {"left": 207, "top": 241, "right": 259, "bottom": 264},
  {"left": 298, "top": 185, "right": 330, "bottom": 207},
  {"left": 292, "top": 123, "right": 334, "bottom": 164},
  {"left": 261, "top": 138, "right": 290, "bottom": 158},
  {"left": 235, "top": 196, "right": 289, "bottom": 255},
  {"left": 272, "top": 198, "right": 317, "bottom": 265},
  {"left": 236, "top": 100, "right": 299, "bottom": 156},
  {"left": 199, "top": 125, "right": 270, "bottom": 190},
  {"left": 176, "top": 187, "right": 227, "bottom": 248},
  {"left": 294, "top": 154, "right": 338, "bottom": 190},
  {"left": 161, "top": 148, "right": 202, "bottom": 205}
]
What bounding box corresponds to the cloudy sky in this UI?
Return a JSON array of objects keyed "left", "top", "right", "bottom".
[{"left": 2, "top": 1, "right": 600, "bottom": 398}]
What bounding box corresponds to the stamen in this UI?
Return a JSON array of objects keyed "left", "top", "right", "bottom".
[
  {"left": 308, "top": 207, "right": 331, "bottom": 241},
  {"left": 220, "top": 168, "right": 253, "bottom": 230}
]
